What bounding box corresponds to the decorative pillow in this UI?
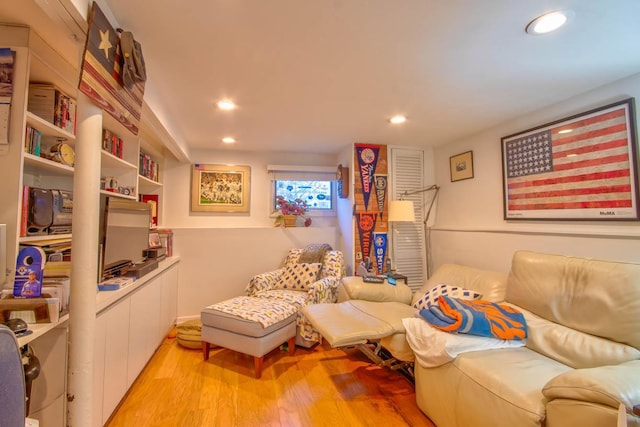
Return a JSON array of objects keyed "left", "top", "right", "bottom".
[
  {"left": 413, "top": 283, "right": 482, "bottom": 311},
  {"left": 275, "top": 263, "right": 322, "bottom": 290}
]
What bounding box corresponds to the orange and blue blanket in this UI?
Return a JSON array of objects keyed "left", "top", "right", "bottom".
[{"left": 419, "top": 296, "right": 527, "bottom": 341}]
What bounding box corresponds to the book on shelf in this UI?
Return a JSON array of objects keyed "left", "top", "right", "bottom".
[
  {"left": 27, "top": 83, "right": 76, "bottom": 135},
  {"left": 20, "top": 185, "right": 29, "bottom": 237},
  {"left": 102, "top": 128, "right": 124, "bottom": 159},
  {"left": 24, "top": 126, "right": 42, "bottom": 156},
  {"left": 98, "top": 276, "right": 134, "bottom": 291},
  {"left": 140, "top": 194, "right": 159, "bottom": 226},
  {"left": 139, "top": 151, "right": 158, "bottom": 181}
]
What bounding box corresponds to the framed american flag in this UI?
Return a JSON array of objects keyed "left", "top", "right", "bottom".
[{"left": 501, "top": 98, "right": 639, "bottom": 220}]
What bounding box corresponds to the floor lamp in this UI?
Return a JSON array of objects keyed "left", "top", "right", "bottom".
[{"left": 388, "top": 184, "right": 440, "bottom": 279}]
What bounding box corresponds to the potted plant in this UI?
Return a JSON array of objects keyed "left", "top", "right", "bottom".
[{"left": 274, "top": 195, "right": 312, "bottom": 227}]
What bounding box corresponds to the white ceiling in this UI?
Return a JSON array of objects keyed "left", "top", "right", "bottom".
[{"left": 5, "top": 1, "right": 640, "bottom": 156}]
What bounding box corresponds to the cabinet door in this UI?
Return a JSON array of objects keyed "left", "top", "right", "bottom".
[
  {"left": 28, "top": 325, "right": 68, "bottom": 427},
  {"left": 93, "top": 310, "right": 107, "bottom": 427},
  {"left": 102, "top": 298, "right": 131, "bottom": 424},
  {"left": 160, "top": 265, "right": 178, "bottom": 339},
  {"left": 127, "top": 276, "right": 161, "bottom": 387}
]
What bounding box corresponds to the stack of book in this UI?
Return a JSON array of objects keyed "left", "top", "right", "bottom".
[
  {"left": 27, "top": 83, "right": 77, "bottom": 135},
  {"left": 24, "top": 126, "right": 43, "bottom": 156},
  {"left": 101, "top": 128, "right": 124, "bottom": 159},
  {"left": 98, "top": 276, "right": 134, "bottom": 291},
  {"left": 139, "top": 151, "right": 159, "bottom": 181}
]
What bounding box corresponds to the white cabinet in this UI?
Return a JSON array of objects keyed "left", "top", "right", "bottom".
[
  {"left": 100, "top": 297, "right": 131, "bottom": 425},
  {"left": 127, "top": 275, "right": 161, "bottom": 386},
  {"left": 94, "top": 259, "right": 179, "bottom": 425},
  {"left": 28, "top": 324, "right": 68, "bottom": 427},
  {"left": 160, "top": 264, "right": 178, "bottom": 340},
  {"left": 93, "top": 310, "right": 107, "bottom": 427}
]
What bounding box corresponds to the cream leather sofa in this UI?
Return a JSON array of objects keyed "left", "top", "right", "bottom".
[{"left": 304, "top": 251, "right": 640, "bottom": 426}]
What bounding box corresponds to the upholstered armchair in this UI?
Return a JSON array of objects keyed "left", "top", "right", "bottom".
[{"left": 245, "top": 248, "right": 344, "bottom": 347}]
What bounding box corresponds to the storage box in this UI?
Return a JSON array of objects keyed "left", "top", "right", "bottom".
[{"left": 0, "top": 297, "right": 59, "bottom": 323}]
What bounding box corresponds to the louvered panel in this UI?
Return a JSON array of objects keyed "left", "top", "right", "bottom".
[{"left": 390, "top": 149, "right": 425, "bottom": 290}]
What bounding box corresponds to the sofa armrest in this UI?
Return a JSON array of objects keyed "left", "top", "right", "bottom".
[
  {"left": 245, "top": 270, "right": 282, "bottom": 296},
  {"left": 341, "top": 276, "right": 413, "bottom": 304},
  {"left": 307, "top": 277, "right": 339, "bottom": 304},
  {"left": 542, "top": 360, "right": 640, "bottom": 414}
]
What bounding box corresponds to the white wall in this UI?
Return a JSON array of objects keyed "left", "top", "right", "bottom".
[
  {"left": 430, "top": 72, "right": 640, "bottom": 273},
  {"left": 335, "top": 145, "right": 354, "bottom": 275},
  {"left": 174, "top": 227, "right": 338, "bottom": 318},
  {"left": 163, "top": 148, "right": 337, "bottom": 227},
  {"left": 162, "top": 148, "right": 342, "bottom": 318}
]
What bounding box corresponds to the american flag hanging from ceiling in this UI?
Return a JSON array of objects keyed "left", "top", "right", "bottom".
[{"left": 501, "top": 98, "right": 639, "bottom": 220}]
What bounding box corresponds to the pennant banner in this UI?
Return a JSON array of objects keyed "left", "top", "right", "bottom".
[
  {"left": 374, "top": 174, "right": 387, "bottom": 219},
  {"left": 373, "top": 232, "right": 388, "bottom": 275},
  {"left": 356, "top": 144, "right": 380, "bottom": 211},
  {"left": 356, "top": 212, "right": 378, "bottom": 262}
]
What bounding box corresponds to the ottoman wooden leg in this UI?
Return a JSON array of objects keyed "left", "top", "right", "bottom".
[
  {"left": 287, "top": 337, "right": 295, "bottom": 354},
  {"left": 203, "top": 341, "right": 210, "bottom": 361},
  {"left": 254, "top": 356, "right": 264, "bottom": 379}
]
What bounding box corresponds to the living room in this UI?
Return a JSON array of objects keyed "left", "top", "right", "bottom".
[{"left": 1, "top": 1, "right": 639, "bottom": 426}]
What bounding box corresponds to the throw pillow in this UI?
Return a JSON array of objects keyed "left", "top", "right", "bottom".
[
  {"left": 413, "top": 283, "right": 482, "bottom": 311},
  {"left": 275, "top": 263, "right": 322, "bottom": 290}
]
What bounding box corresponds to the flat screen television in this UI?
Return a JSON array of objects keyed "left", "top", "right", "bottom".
[{"left": 98, "top": 195, "right": 151, "bottom": 281}]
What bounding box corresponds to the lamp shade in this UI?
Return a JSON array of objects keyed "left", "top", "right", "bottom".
[{"left": 388, "top": 200, "right": 415, "bottom": 222}]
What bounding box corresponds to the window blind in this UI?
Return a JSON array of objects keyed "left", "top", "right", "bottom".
[{"left": 390, "top": 149, "right": 426, "bottom": 291}]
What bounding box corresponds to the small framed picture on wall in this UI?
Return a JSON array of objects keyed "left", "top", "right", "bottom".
[{"left": 450, "top": 151, "right": 474, "bottom": 182}]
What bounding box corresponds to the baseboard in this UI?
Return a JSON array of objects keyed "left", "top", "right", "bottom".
[{"left": 176, "top": 314, "right": 200, "bottom": 324}]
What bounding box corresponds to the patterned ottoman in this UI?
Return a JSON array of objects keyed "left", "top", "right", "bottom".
[{"left": 201, "top": 296, "right": 297, "bottom": 378}]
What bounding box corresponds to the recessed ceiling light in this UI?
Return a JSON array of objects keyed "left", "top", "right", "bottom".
[
  {"left": 558, "top": 129, "right": 573, "bottom": 134},
  {"left": 526, "top": 10, "right": 573, "bottom": 35},
  {"left": 217, "top": 100, "right": 236, "bottom": 110},
  {"left": 389, "top": 115, "right": 407, "bottom": 124},
  {"left": 222, "top": 137, "right": 236, "bottom": 144}
]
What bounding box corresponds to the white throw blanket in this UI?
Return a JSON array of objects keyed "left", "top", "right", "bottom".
[{"left": 403, "top": 317, "right": 525, "bottom": 368}]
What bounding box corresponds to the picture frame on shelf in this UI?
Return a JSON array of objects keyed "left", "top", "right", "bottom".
[
  {"left": 450, "top": 150, "right": 474, "bottom": 182},
  {"left": 501, "top": 98, "right": 639, "bottom": 221},
  {"left": 148, "top": 232, "right": 162, "bottom": 249},
  {"left": 190, "top": 164, "right": 251, "bottom": 213}
]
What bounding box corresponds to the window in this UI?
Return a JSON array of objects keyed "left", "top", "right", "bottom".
[
  {"left": 267, "top": 164, "right": 336, "bottom": 216},
  {"left": 274, "top": 180, "right": 333, "bottom": 210}
]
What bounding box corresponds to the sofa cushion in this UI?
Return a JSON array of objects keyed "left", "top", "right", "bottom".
[
  {"left": 516, "top": 305, "right": 640, "bottom": 368},
  {"left": 275, "top": 262, "right": 321, "bottom": 290},
  {"left": 302, "top": 300, "right": 415, "bottom": 347},
  {"left": 201, "top": 297, "right": 297, "bottom": 335},
  {"left": 414, "top": 347, "right": 572, "bottom": 427},
  {"left": 341, "top": 276, "right": 412, "bottom": 303},
  {"left": 413, "top": 283, "right": 482, "bottom": 311},
  {"left": 412, "top": 263, "right": 507, "bottom": 306},
  {"left": 453, "top": 347, "right": 572, "bottom": 421},
  {"left": 542, "top": 360, "right": 640, "bottom": 413},
  {"left": 506, "top": 251, "right": 640, "bottom": 350},
  {"left": 254, "top": 289, "right": 309, "bottom": 310}
]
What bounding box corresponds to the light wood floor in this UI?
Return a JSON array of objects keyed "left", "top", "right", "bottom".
[{"left": 106, "top": 332, "right": 436, "bottom": 427}]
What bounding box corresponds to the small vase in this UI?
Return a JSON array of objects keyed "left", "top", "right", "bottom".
[{"left": 283, "top": 215, "right": 297, "bottom": 227}]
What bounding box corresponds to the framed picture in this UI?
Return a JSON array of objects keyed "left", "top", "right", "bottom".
[
  {"left": 148, "top": 232, "right": 162, "bottom": 249},
  {"left": 191, "top": 164, "right": 251, "bottom": 212},
  {"left": 501, "top": 98, "right": 639, "bottom": 221},
  {"left": 450, "top": 151, "right": 474, "bottom": 182}
]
